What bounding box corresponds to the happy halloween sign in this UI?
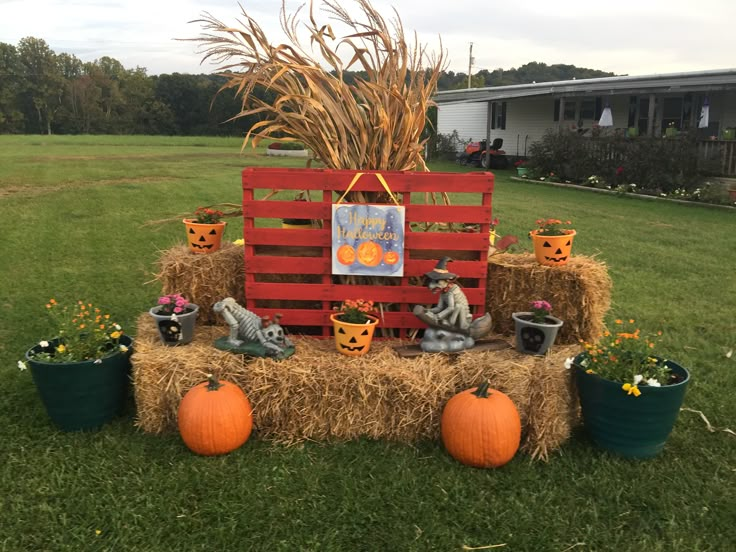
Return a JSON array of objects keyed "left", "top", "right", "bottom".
[{"left": 331, "top": 203, "right": 405, "bottom": 276}]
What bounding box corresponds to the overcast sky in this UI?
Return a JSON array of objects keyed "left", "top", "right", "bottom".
[{"left": 2, "top": 0, "right": 735, "bottom": 79}]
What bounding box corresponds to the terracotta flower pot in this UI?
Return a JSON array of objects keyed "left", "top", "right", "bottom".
[{"left": 330, "top": 313, "right": 378, "bottom": 356}]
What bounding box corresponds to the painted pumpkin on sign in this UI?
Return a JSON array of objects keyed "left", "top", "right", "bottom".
[
  {"left": 336, "top": 244, "right": 356, "bottom": 265},
  {"left": 383, "top": 251, "right": 400, "bottom": 265},
  {"left": 530, "top": 230, "right": 576, "bottom": 267},
  {"left": 330, "top": 313, "right": 378, "bottom": 356},
  {"left": 183, "top": 219, "right": 227, "bottom": 254},
  {"left": 441, "top": 381, "right": 521, "bottom": 468},
  {"left": 357, "top": 241, "right": 383, "bottom": 266}
]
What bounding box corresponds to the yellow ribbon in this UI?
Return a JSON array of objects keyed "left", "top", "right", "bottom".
[{"left": 335, "top": 172, "right": 401, "bottom": 206}]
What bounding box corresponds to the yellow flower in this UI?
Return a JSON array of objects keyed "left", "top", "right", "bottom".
[
  {"left": 56, "top": 344, "right": 66, "bottom": 353},
  {"left": 622, "top": 383, "right": 641, "bottom": 397},
  {"left": 233, "top": 238, "right": 245, "bottom": 246},
  {"left": 110, "top": 331, "right": 121, "bottom": 339}
]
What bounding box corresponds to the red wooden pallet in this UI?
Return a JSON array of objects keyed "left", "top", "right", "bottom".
[{"left": 242, "top": 168, "right": 494, "bottom": 339}]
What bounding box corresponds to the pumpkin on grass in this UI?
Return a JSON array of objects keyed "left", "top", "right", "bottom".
[
  {"left": 440, "top": 381, "right": 521, "bottom": 468},
  {"left": 177, "top": 374, "right": 253, "bottom": 456}
]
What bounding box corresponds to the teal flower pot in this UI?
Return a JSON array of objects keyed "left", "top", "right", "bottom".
[
  {"left": 26, "top": 335, "right": 134, "bottom": 431},
  {"left": 573, "top": 354, "right": 690, "bottom": 458}
]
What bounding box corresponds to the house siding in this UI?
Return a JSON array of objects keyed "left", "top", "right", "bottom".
[{"left": 437, "top": 102, "right": 488, "bottom": 150}]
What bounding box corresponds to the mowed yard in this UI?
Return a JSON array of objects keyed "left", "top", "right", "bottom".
[{"left": 1, "top": 135, "right": 735, "bottom": 551}]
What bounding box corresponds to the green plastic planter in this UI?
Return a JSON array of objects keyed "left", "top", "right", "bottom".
[
  {"left": 573, "top": 354, "right": 690, "bottom": 458},
  {"left": 26, "top": 335, "right": 134, "bottom": 431}
]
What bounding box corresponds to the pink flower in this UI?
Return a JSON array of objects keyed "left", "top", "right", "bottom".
[
  {"left": 158, "top": 297, "right": 171, "bottom": 305},
  {"left": 173, "top": 306, "right": 183, "bottom": 313}
]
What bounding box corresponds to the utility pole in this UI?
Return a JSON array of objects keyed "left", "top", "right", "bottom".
[{"left": 468, "top": 42, "right": 474, "bottom": 89}]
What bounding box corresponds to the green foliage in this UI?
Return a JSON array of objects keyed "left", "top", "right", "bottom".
[{"left": 528, "top": 130, "right": 703, "bottom": 194}]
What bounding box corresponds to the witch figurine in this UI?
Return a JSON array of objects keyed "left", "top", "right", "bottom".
[{"left": 413, "top": 256, "right": 492, "bottom": 353}]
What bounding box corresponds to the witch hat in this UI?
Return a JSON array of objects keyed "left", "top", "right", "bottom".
[{"left": 424, "top": 256, "right": 458, "bottom": 281}]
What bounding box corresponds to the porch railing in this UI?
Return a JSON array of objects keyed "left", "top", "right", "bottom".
[{"left": 696, "top": 140, "right": 736, "bottom": 175}]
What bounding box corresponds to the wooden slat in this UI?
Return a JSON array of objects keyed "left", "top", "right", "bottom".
[
  {"left": 248, "top": 255, "right": 488, "bottom": 278},
  {"left": 242, "top": 168, "right": 495, "bottom": 193},
  {"left": 245, "top": 282, "right": 486, "bottom": 305},
  {"left": 255, "top": 309, "right": 489, "bottom": 329}
]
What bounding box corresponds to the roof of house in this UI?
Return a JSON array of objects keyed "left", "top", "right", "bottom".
[{"left": 434, "top": 68, "right": 736, "bottom": 104}]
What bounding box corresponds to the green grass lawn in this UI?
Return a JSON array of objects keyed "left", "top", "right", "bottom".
[{"left": 1, "top": 135, "right": 735, "bottom": 551}]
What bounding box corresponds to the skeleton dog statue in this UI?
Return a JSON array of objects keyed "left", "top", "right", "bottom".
[
  {"left": 413, "top": 257, "right": 492, "bottom": 353},
  {"left": 213, "top": 297, "right": 294, "bottom": 358}
]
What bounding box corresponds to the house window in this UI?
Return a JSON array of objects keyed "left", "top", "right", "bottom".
[
  {"left": 490, "top": 102, "right": 506, "bottom": 130},
  {"left": 563, "top": 101, "right": 576, "bottom": 121},
  {"left": 580, "top": 99, "right": 596, "bottom": 120},
  {"left": 662, "top": 97, "right": 683, "bottom": 130}
]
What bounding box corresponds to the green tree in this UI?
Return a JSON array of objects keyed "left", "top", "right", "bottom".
[
  {"left": 0, "top": 42, "right": 25, "bottom": 132},
  {"left": 17, "top": 37, "right": 65, "bottom": 134}
]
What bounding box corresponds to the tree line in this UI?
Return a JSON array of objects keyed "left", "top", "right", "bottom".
[{"left": 0, "top": 37, "right": 613, "bottom": 136}]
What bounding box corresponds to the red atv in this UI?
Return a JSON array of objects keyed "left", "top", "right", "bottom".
[{"left": 457, "top": 138, "right": 509, "bottom": 169}]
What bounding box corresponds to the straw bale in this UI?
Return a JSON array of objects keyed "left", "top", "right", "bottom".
[
  {"left": 154, "top": 243, "right": 245, "bottom": 324},
  {"left": 133, "top": 313, "right": 579, "bottom": 460},
  {"left": 487, "top": 253, "right": 611, "bottom": 344}
]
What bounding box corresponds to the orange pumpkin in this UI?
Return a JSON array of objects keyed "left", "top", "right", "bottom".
[
  {"left": 336, "top": 244, "right": 356, "bottom": 265},
  {"left": 357, "top": 241, "right": 383, "bottom": 266},
  {"left": 177, "top": 374, "right": 253, "bottom": 456},
  {"left": 383, "top": 251, "right": 400, "bottom": 265},
  {"left": 441, "top": 382, "right": 521, "bottom": 468}
]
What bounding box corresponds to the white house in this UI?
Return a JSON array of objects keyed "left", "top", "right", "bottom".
[{"left": 435, "top": 69, "right": 736, "bottom": 164}]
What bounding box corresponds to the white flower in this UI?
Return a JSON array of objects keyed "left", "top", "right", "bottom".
[
  {"left": 114, "top": 324, "right": 122, "bottom": 331},
  {"left": 17, "top": 360, "right": 27, "bottom": 371},
  {"left": 633, "top": 374, "right": 644, "bottom": 385},
  {"left": 39, "top": 340, "right": 49, "bottom": 348},
  {"left": 646, "top": 378, "right": 661, "bottom": 387},
  {"left": 170, "top": 313, "right": 178, "bottom": 322},
  {"left": 564, "top": 357, "right": 574, "bottom": 370},
  {"left": 94, "top": 359, "right": 102, "bottom": 365},
  {"left": 119, "top": 345, "right": 129, "bottom": 353}
]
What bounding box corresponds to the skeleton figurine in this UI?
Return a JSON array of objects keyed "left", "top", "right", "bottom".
[
  {"left": 413, "top": 257, "right": 492, "bottom": 353},
  {"left": 213, "top": 297, "right": 293, "bottom": 357}
]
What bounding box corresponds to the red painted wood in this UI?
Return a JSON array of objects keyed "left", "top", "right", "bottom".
[{"left": 241, "top": 168, "right": 494, "bottom": 338}]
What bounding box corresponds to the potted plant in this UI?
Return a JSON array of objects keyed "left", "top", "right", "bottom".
[
  {"left": 183, "top": 206, "right": 226, "bottom": 254},
  {"left": 512, "top": 300, "right": 564, "bottom": 355},
  {"left": 514, "top": 159, "right": 528, "bottom": 177},
  {"left": 330, "top": 298, "right": 379, "bottom": 356},
  {"left": 529, "top": 218, "right": 576, "bottom": 267},
  {"left": 149, "top": 293, "right": 199, "bottom": 346},
  {"left": 19, "top": 299, "right": 133, "bottom": 431},
  {"left": 569, "top": 319, "right": 690, "bottom": 458}
]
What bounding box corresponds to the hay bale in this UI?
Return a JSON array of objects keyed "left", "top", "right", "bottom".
[
  {"left": 132, "top": 313, "right": 579, "bottom": 460},
  {"left": 487, "top": 253, "right": 611, "bottom": 344},
  {"left": 154, "top": 243, "right": 245, "bottom": 324}
]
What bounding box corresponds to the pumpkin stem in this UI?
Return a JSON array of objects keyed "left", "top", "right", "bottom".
[
  {"left": 206, "top": 373, "right": 223, "bottom": 391},
  {"left": 471, "top": 381, "right": 491, "bottom": 398}
]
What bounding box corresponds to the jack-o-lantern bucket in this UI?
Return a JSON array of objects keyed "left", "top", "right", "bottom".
[
  {"left": 530, "top": 230, "right": 576, "bottom": 267},
  {"left": 183, "top": 219, "right": 227, "bottom": 254},
  {"left": 330, "top": 313, "right": 379, "bottom": 357}
]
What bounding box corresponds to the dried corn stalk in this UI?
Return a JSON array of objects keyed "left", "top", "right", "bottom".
[{"left": 190, "top": 0, "right": 446, "bottom": 172}]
